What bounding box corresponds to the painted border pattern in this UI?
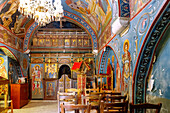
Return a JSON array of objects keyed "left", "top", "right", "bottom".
[
  {"left": 119, "top": 0, "right": 130, "bottom": 17},
  {"left": 23, "top": 12, "right": 98, "bottom": 51},
  {"left": 133, "top": 2, "right": 169, "bottom": 112},
  {"left": 23, "top": 22, "right": 38, "bottom": 52},
  {"left": 64, "top": 11, "right": 98, "bottom": 50}
]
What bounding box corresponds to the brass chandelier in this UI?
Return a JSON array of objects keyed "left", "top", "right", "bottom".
[{"left": 19, "top": 0, "right": 64, "bottom": 26}]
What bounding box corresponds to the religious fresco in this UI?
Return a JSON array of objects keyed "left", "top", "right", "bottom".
[
  {"left": 98, "top": 46, "right": 119, "bottom": 90},
  {"left": 0, "top": 55, "right": 8, "bottom": 79},
  {"left": 0, "top": 0, "right": 19, "bottom": 30},
  {"left": 45, "top": 63, "right": 57, "bottom": 78},
  {"left": 32, "top": 32, "right": 92, "bottom": 49},
  {"left": 64, "top": 0, "right": 112, "bottom": 36},
  {"left": 0, "top": 0, "right": 27, "bottom": 38},
  {"left": 0, "top": 25, "right": 23, "bottom": 50},
  {"left": 52, "top": 39, "right": 58, "bottom": 46},
  {"left": 65, "top": 39, "right": 70, "bottom": 46},
  {"left": 0, "top": 46, "right": 16, "bottom": 60},
  {"left": 71, "top": 39, "right": 77, "bottom": 47},
  {"left": 8, "top": 57, "right": 22, "bottom": 84},
  {"left": 98, "top": 0, "right": 168, "bottom": 106},
  {"left": 0, "top": 0, "right": 8, "bottom": 14},
  {"left": 58, "top": 38, "right": 64, "bottom": 47},
  {"left": 121, "top": 39, "right": 132, "bottom": 93},
  {"left": 130, "top": 0, "right": 150, "bottom": 18},
  {"left": 46, "top": 81, "right": 56, "bottom": 97},
  {"left": 78, "top": 39, "right": 82, "bottom": 46},
  {"left": 99, "top": 24, "right": 111, "bottom": 48},
  {"left": 83, "top": 39, "right": 88, "bottom": 46},
  {"left": 30, "top": 63, "right": 44, "bottom": 99},
  {"left": 116, "top": 62, "right": 121, "bottom": 91}
]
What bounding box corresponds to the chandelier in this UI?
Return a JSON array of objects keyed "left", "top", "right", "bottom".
[{"left": 19, "top": 0, "right": 64, "bottom": 26}]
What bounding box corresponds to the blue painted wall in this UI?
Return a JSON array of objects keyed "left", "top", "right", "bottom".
[
  {"left": 146, "top": 26, "right": 170, "bottom": 113},
  {"left": 0, "top": 43, "right": 29, "bottom": 78},
  {"left": 147, "top": 26, "right": 170, "bottom": 99},
  {"left": 98, "top": 0, "right": 168, "bottom": 104}
]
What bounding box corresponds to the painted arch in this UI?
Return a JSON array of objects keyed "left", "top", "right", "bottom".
[
  {"left": 133, "top": 1, "right": 169, "bottom": 108},
  {"left": 23, "top": 11, "right": 98, "bottom": 52},
  {"left": 98, "top": 46, "right": 121, "bottom": 90}
]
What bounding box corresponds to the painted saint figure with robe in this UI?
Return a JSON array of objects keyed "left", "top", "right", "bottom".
[{"left": 122, "top": 39, "right": 131, "bottom": 92}]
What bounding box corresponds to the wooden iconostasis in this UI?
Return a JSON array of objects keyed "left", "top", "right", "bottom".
[{"left": 30, "top": 53, "right": 95, "bottom": 99}]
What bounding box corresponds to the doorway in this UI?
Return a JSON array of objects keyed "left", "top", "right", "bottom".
[
  {"left": 58, "top": 64, "right": 71, "bottom": 79},
  {"left": 58, "top": 65, "right": 72, "bottom": 92}
]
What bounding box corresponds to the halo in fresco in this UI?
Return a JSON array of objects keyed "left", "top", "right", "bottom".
[
  {"left": 123, "top": 39, "right": 129, "bottom": 52},
  {"left": 0, "top": 57, "right": 4, "bottom": 64}
]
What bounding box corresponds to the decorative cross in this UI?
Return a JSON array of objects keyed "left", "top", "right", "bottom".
[{"left": 59, "top": 18, "right": 66, "bottom": 29}]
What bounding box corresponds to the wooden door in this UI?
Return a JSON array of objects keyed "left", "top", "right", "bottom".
[{"left": 58, "top": 74, "right": 72, "bottom": 92}]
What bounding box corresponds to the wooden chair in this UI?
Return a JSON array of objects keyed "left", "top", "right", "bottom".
[
  {"left": 85, "top": 88, "right": 99, "bottom": 96},
  {"left": 104, "top": 95, "right": 127, "bottom": 103},
  {"left": 0, "top": 77, "right": 13, "bottom": 113},
  {"left": 0, "top": 100, "right": 13, "bottom": 113},
  {"left": 82, "top": 94, "right": 103, "bottom": 113},
  {"left": 102, "top": 91, "right": 121, "bottom": 102},
  {"left": 130, "top": 103, "right": 162, "bottom": 113},
  {"left": 65, "top": 88, "right": 81, "bottom": 93},
  {"left": 100, "top": 100, "right": 128, "bottom": 113},
  {"left": 101, "top": 90, "right": 121, "bottom": 95},
  {"left": 61, "top": 103, "right": 91, "bottom": 113},
  {"left": 57, "top": 91, "right": 78, "bottom": 113}
]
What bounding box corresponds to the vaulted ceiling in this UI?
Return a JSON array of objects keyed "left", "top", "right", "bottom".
[{"left": 0, "top": 0, "right": 130, "bottom": 52}]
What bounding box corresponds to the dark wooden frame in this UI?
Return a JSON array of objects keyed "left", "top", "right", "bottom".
[
  {"left": 130, "top": 103, "right": 162, "bottom": 113},
  {"left": 44, "top": 79, "right": 57, "bottom": 100},
  {"left": 61, "top": 103, "right": 91, "bottom": 113}
]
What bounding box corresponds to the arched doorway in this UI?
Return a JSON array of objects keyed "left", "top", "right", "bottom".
[
  {"left": 58, "top": 64, "right": 72, "bottom": 92},
  {"left": 58, "top": 64, "right": 71, "bottom": 79}
]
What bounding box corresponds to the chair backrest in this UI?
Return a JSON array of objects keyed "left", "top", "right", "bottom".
[
  {"left": 100, "top": 100, "right": 128, "bottom": 113},
  {"left": 65, "top": 88, "right": 81, "bottom": 94},
  {"left": 104, "top": 95, "right": 127, "bottom": 103},
  {"left": 82, "top": 94, "right": 103, "bottom": 105},
  {"left": 130, "top": 103, "right": 162, "bottom": 113},
  {"left": 57, "top": 91, "right": 78, "bottom": 113},
  {"left": 103, "top": 91, "right": 121, "bottom": 96},
  {"left": 85, "top": 88, "right": 99, "bottom": 96},
  {"left": 61, "top": 103, "right": 91, "bottom": 113}
]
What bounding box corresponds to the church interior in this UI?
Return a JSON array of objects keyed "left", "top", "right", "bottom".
[{"left": 0, "top": 0, "right": 169, "bottom": 113}]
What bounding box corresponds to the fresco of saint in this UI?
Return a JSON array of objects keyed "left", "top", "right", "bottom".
[
  {"left": 31, "top": 64, "right": 43, "bottom": 95},
  {"left": 122, "top": 39, "right": 131, "bottom": 92},
  {"left": 47, "top": 83, "right": 54, "bottom": 96},
  {"left": 107, "top": 58, "right": 112, "bottom": 90},
  {"left": 0, "top": 57, "right": 7, "bottom": 78},
  {"left": 45, "top": 63, "right": 57, "bottom": 78}
]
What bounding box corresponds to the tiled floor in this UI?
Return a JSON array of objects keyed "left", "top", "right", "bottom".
[
  {"left": 12, "top": 100, "right": 97, "bottom": 113},
  {"left": 13, "top": 100, "right": 58, "bottom": 113}
]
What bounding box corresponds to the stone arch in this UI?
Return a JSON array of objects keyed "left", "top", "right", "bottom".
[{"left": 132, "top": 2, "right": 169, "bottom": 107}]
